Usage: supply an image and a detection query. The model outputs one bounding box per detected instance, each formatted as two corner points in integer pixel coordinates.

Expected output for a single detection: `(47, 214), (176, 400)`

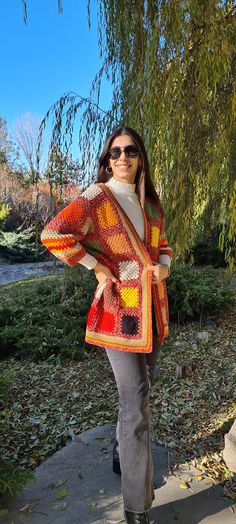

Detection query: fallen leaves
(19, 502), (48, 516)
(0, 281), (235, 505)
(88, 502), (97, 509)
(179, 480), (190, 489)
(55, 489), (69, 500)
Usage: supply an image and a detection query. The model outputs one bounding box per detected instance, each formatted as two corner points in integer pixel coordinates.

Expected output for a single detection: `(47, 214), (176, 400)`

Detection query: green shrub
(0, 204), (10, 230)
(167, 264), (235, 323)
(0, 226), (45, 262)
(0, 461), (34, 497)
(0, 267), (98, 362)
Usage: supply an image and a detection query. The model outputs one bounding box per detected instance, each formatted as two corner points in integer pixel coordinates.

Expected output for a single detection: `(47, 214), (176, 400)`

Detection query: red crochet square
(87, 306), (97, 328)
(97, 311), (115, 332)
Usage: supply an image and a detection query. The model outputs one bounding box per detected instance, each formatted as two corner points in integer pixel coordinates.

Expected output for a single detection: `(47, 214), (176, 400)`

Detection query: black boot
(112, 438), (121, 476)
(124, 510), (150, 524)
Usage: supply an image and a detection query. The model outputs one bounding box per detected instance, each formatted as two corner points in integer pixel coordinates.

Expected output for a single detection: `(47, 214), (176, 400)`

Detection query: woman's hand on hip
(147, 263), (169, 284)
(93, 262), (119, 286)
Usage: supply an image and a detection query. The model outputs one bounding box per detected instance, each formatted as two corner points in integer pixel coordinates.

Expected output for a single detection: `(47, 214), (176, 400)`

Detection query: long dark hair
(96, 127), (160, 210)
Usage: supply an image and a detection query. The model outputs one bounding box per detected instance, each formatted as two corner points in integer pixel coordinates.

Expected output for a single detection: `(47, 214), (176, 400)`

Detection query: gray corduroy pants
(105, 301), (160, 513)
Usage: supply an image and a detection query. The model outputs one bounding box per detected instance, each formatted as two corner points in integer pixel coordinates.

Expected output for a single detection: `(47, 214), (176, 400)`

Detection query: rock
(204, 319), (217, 330)
(187, 335), (199, 345)
(223, 419), (236, 473)
(196, 331), (210, 344)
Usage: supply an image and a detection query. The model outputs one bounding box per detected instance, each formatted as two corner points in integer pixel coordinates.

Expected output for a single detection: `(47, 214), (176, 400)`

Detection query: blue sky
(0, 0), (112, 161)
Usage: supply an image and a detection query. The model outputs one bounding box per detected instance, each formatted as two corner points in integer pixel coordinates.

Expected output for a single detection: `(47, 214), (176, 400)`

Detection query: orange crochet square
(96, 202), (119, 229)
(59, 201), (84, 225)
(107, 233), (133, 255)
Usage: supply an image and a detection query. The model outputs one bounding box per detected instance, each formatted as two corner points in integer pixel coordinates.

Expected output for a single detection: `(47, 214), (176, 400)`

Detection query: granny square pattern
(145, 201), (160, 220)
(82, 184), (103, 200)
(119, 287), (139, 308)
(118, 260), (140, 281)
(151, 226), (160, 248)
(106, 233), (133, 255)
(97, 202), (119, 229)
(81, 217), (95, 235)
(122, 315), (139, 336)
(41, 182), (173, 352)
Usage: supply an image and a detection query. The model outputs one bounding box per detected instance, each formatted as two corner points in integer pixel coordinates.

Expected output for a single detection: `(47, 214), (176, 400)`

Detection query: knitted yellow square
(96, 202), (119, 229)
(120, 288), (139, 308)
(151, 226), (160, 248)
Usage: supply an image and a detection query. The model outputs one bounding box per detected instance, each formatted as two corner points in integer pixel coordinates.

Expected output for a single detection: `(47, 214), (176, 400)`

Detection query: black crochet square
(122, 315), (139, 335)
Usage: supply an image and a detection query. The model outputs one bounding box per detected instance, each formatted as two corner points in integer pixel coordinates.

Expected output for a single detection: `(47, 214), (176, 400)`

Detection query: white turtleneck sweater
(78, 177), (171, 270)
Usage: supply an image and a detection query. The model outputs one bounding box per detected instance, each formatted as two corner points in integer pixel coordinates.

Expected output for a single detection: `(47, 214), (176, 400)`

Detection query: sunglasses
(108, 145), (141, 159)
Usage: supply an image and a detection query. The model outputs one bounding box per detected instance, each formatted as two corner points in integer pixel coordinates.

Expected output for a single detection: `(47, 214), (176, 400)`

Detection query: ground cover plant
(0, 267), (235, 504)
(0, 269), (98, 361)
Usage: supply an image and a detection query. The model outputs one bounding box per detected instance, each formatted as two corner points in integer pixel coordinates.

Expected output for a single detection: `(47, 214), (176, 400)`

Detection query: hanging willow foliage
(22, 0), (236, 268)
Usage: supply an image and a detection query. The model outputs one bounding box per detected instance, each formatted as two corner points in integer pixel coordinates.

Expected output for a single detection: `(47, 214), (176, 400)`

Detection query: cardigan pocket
(94, 279), (108, 300)
(92, 278), (120, 310)
(103, 279), (120, 312)
(87, 279), (121, 335)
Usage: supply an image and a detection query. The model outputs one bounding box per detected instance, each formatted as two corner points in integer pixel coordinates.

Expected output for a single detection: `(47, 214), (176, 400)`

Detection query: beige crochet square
(82, 184), (102, 200)
(118, 261), (139, 281)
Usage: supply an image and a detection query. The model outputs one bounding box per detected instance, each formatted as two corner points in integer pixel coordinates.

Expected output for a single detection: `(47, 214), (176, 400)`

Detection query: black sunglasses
(108, 145), (141, 159)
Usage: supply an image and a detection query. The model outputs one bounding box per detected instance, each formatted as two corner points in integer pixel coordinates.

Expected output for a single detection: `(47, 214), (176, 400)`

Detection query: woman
(41, 127), (172, 524)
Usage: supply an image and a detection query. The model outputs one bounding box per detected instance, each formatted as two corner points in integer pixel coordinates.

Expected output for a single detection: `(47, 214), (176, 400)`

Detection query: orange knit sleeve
(41, 196), (93, 267)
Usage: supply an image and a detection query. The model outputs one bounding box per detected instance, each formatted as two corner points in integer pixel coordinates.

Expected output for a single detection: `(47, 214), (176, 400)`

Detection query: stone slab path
(0, 425), (234, 524)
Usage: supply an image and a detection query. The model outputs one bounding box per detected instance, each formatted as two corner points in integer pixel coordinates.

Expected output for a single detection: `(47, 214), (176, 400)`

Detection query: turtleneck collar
(106, 176), (136, 194)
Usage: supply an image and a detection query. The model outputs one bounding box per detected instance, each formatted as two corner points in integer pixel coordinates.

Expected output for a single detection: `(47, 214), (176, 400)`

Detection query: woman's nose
(119, 151), (126, 160)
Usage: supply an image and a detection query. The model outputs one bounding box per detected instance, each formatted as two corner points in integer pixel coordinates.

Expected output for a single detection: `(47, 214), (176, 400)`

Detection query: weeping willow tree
(22, 0), (236, 268)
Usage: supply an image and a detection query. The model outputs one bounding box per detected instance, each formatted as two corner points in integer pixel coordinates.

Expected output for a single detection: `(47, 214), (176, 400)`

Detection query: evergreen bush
(0, 268), (97, 362)
(167, 264), (234, 323)
(0, 226), (45, 262)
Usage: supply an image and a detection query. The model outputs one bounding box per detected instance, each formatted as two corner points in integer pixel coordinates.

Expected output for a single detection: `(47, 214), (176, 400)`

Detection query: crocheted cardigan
(41, 182), (172, 353)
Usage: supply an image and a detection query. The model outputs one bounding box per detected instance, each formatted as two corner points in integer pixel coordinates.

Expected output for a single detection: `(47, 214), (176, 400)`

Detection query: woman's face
(107, 134), (141, 184)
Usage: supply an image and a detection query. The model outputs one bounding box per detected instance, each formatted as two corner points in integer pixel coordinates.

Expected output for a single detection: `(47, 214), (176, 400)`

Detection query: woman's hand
(94, 262), (119, 287)
(147, 263), (169, 284)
